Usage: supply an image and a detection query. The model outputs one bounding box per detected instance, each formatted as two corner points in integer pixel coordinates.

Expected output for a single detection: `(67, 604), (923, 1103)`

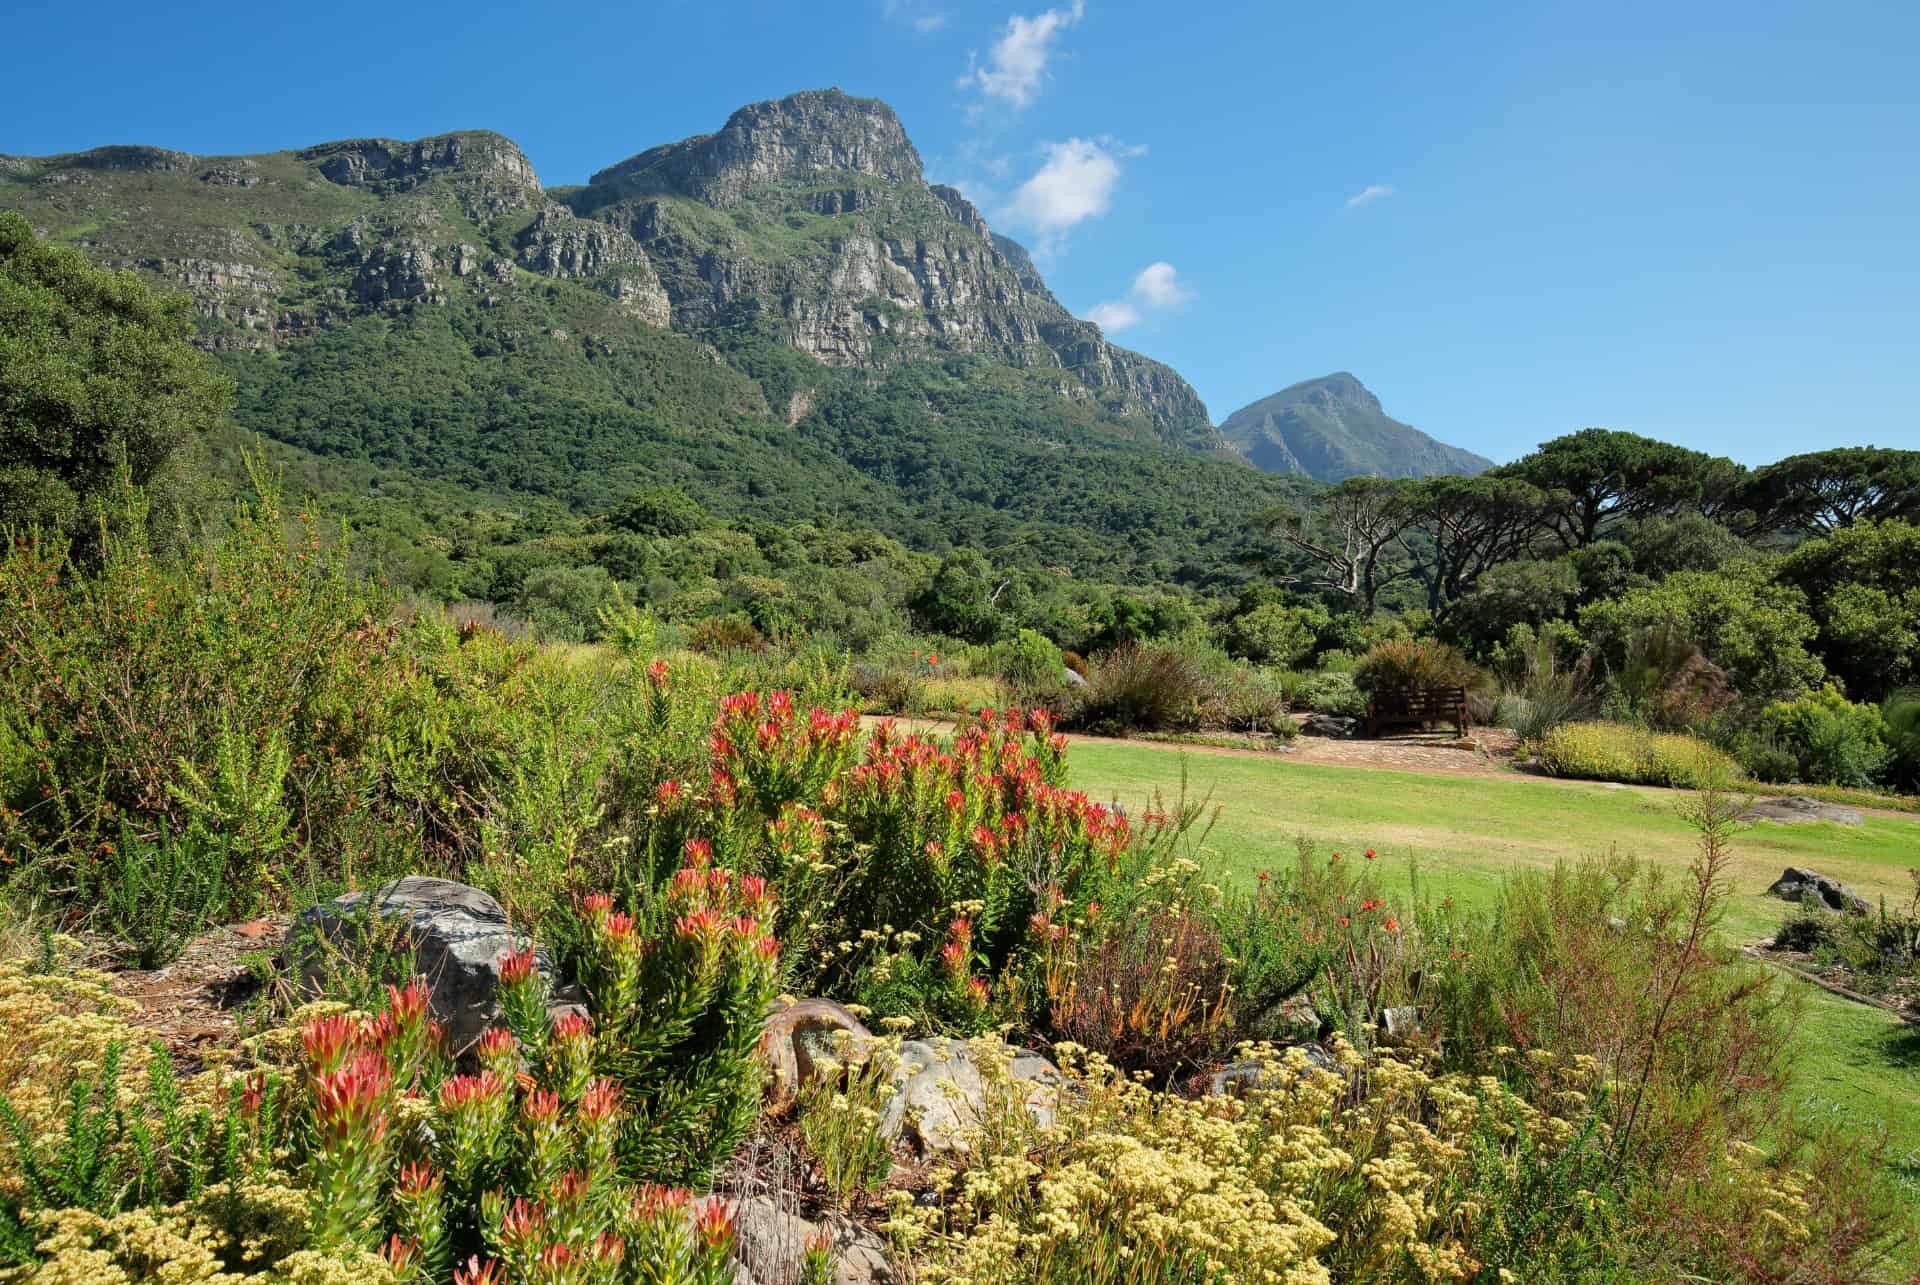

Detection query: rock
(1061, 667), (1089, 690)
(1207, 1042), (1339, 1098)
(760, 998), (873, 1109)
(1766, 867), (1872, 915)
(880, 1038), (1061, 1156)
(1379, 1005), (1429, 1046)
(1301, 714), (1360, 739)
(288, 876), (578, 1052)
(730, 1196), (894, 1285)
(1740, 796), (1865, 827)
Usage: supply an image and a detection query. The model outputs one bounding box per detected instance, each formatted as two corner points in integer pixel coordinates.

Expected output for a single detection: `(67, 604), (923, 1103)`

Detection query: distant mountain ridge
(0, 88), (1296, 584)
(1219, 373), (1492, 480)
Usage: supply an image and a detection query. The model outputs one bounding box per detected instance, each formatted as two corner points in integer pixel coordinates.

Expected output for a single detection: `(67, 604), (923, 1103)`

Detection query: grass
(1068, 740), (1920, 1213)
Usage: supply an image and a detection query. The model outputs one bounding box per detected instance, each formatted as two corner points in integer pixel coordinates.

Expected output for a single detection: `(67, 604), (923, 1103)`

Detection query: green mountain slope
(1220, 372), (1492, 480)
(0, 90), (1300, 583)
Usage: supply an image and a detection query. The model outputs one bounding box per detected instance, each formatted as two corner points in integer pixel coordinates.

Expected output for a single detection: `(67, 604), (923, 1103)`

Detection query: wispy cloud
(1344, 183), (1395, 209)
(1003, 136), (1139, 250)
(959, 1), (1085, 110)
(1084, 260), (1193, 334)
(884, 0), (946, 31)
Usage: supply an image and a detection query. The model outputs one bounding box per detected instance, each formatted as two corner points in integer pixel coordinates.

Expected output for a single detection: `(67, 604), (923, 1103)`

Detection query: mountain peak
(1220, 375), (1490, 480)
(587, 87), (922, 206)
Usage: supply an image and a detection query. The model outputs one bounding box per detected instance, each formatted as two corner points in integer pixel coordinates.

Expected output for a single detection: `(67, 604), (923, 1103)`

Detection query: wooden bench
(1364, 685), (1469, 738)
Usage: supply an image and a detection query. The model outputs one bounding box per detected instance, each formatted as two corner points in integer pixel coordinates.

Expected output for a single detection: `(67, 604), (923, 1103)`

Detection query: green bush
(1300, 671), (1367, 718)
(1223, 602), (1320, 667)
(1884, 689), (1920, 793)
(992, 628), (1065, 693)
(1536, 722), (1743, 789)
(1739, 686), (1890, 788)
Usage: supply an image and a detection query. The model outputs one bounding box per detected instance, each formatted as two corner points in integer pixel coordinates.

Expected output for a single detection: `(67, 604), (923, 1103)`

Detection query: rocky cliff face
(0, 90), (1212, 442)
(568, 90), (1212, 441)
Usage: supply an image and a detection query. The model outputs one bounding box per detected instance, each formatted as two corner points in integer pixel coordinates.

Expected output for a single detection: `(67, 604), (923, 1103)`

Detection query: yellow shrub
(0, 959), (150, 1132)
(1537, 721), (1741, 789)
(889, 1039), (1607, 1284)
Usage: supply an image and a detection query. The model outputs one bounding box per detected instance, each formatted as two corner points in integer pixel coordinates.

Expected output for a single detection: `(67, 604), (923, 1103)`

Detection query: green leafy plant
(96, 820), (231, 968)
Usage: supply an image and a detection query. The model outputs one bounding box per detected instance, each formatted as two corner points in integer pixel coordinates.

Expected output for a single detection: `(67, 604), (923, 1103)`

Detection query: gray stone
(730, 1196), (894, 1285)
(1207, 1042), (1339, 1098)
(1741, 796), (1865, 827)
(289, 876), (577, 1052)
(1301, 714), (1360, 739)
(880, 1038), (1061, 1156)
(1766, 866), (1872, 915)
(1061, 667), (1089, 690)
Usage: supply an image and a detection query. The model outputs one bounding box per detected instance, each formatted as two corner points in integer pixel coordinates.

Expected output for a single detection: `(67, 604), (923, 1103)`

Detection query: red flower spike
(497, 947), (537, 988)
(694, 1199), (737, 1251)
(455, 1257), (503, 1285)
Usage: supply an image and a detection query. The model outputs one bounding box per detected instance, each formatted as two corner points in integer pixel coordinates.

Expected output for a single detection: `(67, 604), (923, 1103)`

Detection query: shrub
(990, 628), (1064, 694)
(95, 820), (231, 969)
(1536, 722), (1743, 789)
(1495, 635), (1594, 743)
(1065, 643), (1210, 733)
(1885, 688), (1920, 793)
(1742, 685), (1890, 788)
(1222, 603), (1318, 667)
(1352, 637), (1486, 695)
(686, 612), (767, 655)
(1300, 670), (1366, 718)
(1036, 865), (1235, 1086)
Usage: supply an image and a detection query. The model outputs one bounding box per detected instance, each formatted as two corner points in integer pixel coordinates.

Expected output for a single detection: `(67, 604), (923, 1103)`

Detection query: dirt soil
(101, 917), (286, 1071)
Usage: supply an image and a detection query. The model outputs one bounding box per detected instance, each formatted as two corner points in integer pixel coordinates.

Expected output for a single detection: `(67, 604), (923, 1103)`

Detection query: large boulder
(761, 998), (874, 1109)
(289, 876), (578, 1052)
(1207, 1042), (1339, 1098)
(730, 1196), (893, 1285)
(1301, 714), (1360, 739)
(880, 1038), (1061, 1157)
(1741, 796), (1865, 827)
(1766, 867), (1872, 915)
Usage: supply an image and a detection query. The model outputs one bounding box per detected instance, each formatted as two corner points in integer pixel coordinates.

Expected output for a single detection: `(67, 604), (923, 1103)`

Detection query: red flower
(1384, 917), (1400, 932)
(1338, 916), (1350, 927)
(1365, 849), (1377, 860)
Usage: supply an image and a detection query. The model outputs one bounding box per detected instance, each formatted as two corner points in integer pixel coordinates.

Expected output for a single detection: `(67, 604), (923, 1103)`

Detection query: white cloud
(1085, 261), (1192, 333)
(960, 1), (1085, 110)
(885, 0), (947, 30)
(1086, 299), (1141, 331)
(1130, 260), (1191, 308)
(1344, 183), (1395, 209)
(1005, 137), (1130, 242)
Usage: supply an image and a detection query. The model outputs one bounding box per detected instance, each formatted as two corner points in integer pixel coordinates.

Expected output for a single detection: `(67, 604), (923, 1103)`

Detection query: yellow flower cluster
(0, 960), (150, 1137)
(1, 1178), (385, 1285)
(889, 1039), (1616, 1284)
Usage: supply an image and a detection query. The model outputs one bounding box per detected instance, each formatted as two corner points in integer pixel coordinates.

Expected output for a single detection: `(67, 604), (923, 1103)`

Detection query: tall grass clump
(1066, 643), (1211, 733)
(1536, 721), (1742, 789)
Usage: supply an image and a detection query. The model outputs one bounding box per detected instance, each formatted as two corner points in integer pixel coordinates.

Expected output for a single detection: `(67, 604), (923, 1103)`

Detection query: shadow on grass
(1877, 1021), (1920, 1071)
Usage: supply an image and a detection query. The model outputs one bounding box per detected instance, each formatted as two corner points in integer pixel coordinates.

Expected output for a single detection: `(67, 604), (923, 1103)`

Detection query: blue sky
(6, 0), (1917, 465)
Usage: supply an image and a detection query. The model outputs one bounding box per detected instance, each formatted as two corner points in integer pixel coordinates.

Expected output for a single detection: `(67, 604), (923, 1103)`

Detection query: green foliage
(1535, 721), (1742, 789)
(1884, 689), (1920, 793)
(1492, 427), (1741, 548)
(0, 211), (230, 541)
(1579, 564), (1826, 703)
(613, 485), (710, 538)
(1222, 601), (1321, 666)
(97, 820), (231, 969)
(1740, 685), (1890, 787)
(1300, 670), (1367, 718)
(990, 627), (1064, 693)
(1740, 446), (1920, 534)
(1777, 519), (1920, 702)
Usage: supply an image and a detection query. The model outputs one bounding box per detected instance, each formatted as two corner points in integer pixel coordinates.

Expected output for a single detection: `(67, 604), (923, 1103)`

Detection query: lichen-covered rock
(879, 1038), (1061, 1156)
(1742, 796), (1865, 827)
(288, 876), (575, 1052)
(730, 1195), (894, 1285)
(1207, 1043), (1339, 1098)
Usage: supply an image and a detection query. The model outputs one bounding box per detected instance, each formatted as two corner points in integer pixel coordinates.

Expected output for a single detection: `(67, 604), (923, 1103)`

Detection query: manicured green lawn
(1068, 742), (1920, 1177)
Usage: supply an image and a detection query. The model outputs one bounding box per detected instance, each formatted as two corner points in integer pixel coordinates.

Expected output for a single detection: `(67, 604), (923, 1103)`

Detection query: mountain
(0, 89), (1287, 584)
(1219, 373), (1492, 480)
